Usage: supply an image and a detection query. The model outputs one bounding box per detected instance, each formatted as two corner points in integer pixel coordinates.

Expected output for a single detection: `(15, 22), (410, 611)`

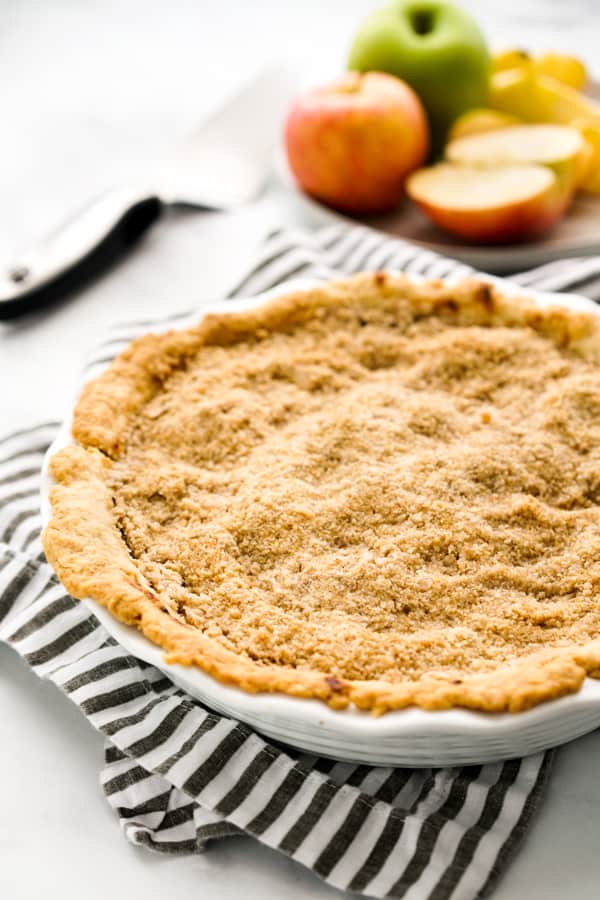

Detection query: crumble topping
(43, 274), (600, 712)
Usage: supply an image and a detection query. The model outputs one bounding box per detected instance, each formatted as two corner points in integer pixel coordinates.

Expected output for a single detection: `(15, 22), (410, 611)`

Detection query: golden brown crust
(43, 273), (600, 714)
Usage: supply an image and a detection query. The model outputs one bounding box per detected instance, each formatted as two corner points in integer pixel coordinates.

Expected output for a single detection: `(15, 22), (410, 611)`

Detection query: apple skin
(406, 164), (573, 244)
(411, 189), (568, 243)
(348, 0), (490, 152)
(285, 71), (429, 215)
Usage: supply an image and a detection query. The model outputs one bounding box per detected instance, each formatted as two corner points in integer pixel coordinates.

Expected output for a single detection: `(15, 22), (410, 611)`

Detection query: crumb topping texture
(43, 275), (600, 712)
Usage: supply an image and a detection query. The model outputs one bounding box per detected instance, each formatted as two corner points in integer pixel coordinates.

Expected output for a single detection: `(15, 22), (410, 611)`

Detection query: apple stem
(410, 9), (435, 36)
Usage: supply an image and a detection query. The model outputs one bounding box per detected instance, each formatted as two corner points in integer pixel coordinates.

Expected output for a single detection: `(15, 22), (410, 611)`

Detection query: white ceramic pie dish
(41, 275), (600, 767)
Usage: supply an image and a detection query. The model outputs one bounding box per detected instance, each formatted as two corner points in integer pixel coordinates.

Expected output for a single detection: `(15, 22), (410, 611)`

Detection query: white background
(1, 1), (600, 898)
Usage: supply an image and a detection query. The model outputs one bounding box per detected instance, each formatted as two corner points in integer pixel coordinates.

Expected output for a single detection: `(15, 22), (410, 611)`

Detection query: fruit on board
(406, 162), (572, 243)
(348, 0), (490, 150)
(284, 71), (429, 214)
(572, 119), (600, 193)
(446, 124), (589, 191)
(492, 48), (587, 90)
(448, 108), (521, 141)
(489, 68), (600, 126)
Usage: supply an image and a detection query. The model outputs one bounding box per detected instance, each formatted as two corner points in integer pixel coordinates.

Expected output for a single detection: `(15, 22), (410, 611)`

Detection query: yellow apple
(284, 72), (429, 214)
(406, 162), (571, 243)
(492, 49), (587, 90)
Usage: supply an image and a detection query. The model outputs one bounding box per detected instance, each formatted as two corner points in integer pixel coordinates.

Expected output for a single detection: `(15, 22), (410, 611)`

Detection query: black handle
(0, 189), (163, 320)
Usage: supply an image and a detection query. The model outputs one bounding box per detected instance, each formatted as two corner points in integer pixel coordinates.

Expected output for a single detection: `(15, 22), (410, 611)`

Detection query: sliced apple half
(406, 162), (570, 244)
(446, 124), (588, 189)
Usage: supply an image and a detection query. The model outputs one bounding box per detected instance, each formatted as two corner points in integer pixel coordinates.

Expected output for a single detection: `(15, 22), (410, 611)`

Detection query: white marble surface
(1, 1), (600, 898)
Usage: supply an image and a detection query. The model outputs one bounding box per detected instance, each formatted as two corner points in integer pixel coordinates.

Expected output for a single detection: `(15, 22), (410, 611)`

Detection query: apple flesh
(446, 124), (588, 191)
(348, 0), (490, 151)
(406, 163), (570, 243)
(284, 71), (429, 215)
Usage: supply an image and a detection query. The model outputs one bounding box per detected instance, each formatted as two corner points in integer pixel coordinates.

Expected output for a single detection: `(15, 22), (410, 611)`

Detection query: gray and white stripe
(3, 223), (595, 899)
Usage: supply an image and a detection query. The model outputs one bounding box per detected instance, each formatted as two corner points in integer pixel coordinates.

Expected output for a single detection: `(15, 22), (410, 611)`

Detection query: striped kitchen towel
(2, 223), (598, 900)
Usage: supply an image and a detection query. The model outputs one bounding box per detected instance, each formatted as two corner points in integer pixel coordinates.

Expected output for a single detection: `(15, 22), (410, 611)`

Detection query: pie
(43, 273), (600, 714)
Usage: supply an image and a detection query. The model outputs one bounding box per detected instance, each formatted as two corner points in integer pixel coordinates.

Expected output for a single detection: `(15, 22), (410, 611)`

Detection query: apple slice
(406, 162), (569, 244)
(446, 124), (588, 189)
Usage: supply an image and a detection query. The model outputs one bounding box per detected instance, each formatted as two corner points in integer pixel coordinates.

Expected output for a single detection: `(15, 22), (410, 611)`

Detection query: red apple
(406, 162), (572, 244)
(285, 71), (429, 214)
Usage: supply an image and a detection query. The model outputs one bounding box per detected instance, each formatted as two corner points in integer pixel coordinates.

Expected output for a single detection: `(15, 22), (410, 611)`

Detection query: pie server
(0, 65), (297, 320)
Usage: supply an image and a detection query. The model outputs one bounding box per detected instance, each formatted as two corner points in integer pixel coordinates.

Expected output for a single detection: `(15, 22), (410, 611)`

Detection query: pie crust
(43, 273), (600, 714)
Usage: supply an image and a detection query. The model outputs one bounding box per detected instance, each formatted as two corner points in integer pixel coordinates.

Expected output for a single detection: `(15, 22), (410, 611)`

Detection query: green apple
(348, 0), (490, 152)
